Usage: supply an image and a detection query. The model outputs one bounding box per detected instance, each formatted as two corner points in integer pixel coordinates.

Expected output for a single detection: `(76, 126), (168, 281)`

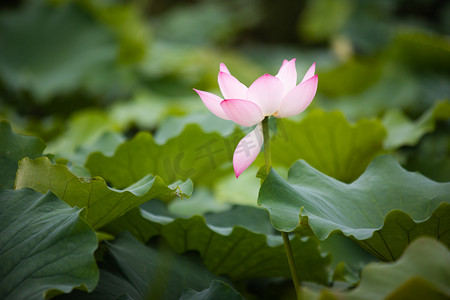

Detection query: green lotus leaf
(320, 238), (450, 300)
(298, 0), (353, 44)
(79, 0), (150, 64)
(0, 1), (117, 101)
(180, 280), (244, 300)
(85, 125), (243, 188)
(60, 232), (228, 300)
(100, 207), (156, 243)
(320, 32), (450, 120)
(388, 31), (450, 75)
(318, 57), (383, 97)
(44, 110), (121, 165)
(0, 121), (45, 189)
(213, 166), (262, 206)
(0, 188), (98, 300)
(404, 131), (450, 182)
(268, 110), (386, 183)
(70, 131), (125, 167)
(15, 157), (192, 229)
(382, 100), (450, 149)
(258, 155), (450, 261)
(154, 113), (236, 144)
(168, 187), (231, 218)
(319, 234), (378, 284)
(321, 66), (422, 120)
(104, 202), (331, 284)
(108, 91), (169, 129)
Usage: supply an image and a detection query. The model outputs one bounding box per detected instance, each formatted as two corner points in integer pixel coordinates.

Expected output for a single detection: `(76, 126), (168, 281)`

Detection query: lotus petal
(276, 58), (297, 93)
(218, 65), (247, 99)
(246, 74), (284, 116)
(301, 62), (316, 83)
(275, 75), (318, 118)
(221, 99), (264, 127)
(194, 89), (230, 120)
(233, 124), (263, 178)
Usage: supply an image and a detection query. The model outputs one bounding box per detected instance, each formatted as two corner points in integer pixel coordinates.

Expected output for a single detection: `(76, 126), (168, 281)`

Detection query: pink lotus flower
(194, 59), (318, 178)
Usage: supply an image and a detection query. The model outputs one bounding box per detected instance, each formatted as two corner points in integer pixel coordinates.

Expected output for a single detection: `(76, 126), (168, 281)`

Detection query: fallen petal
(276, 58), (297, 93)
(275, 75), (318, 118)
(233, 124), (263, 178)
(193, 89), (230, 120)
(247, 74), (284, 116)
(221, 99), (264, 127)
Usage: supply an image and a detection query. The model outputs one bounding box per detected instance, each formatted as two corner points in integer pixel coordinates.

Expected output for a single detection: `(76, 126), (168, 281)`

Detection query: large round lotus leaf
(15, 157), (192, 229)
(316, 238), (450, 300)
(258, 155), (450, 261)
(0, 121), (45, 189)
(0, 188), (98, 300)
(268, 110), (386, 183)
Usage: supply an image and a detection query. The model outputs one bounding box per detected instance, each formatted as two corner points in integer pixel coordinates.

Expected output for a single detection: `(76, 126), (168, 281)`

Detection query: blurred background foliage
(0, 0), (449, 180)
(1, 1), (450, 298)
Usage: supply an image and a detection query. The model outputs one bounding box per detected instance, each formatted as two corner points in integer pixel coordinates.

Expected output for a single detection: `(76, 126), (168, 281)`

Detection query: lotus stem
(281, 231), (302, 299)
(262, 117), (272, 176)
(261, 117), (302, 299)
